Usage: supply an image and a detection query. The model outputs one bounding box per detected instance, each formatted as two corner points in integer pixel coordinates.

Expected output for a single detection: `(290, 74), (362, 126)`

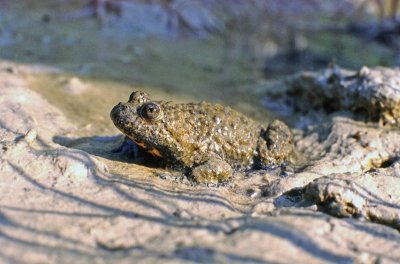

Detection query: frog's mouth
(129, 137), (163, 158)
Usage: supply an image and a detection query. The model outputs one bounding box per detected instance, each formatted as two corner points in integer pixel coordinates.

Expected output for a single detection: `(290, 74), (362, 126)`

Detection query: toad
(110, 91), (293, 183)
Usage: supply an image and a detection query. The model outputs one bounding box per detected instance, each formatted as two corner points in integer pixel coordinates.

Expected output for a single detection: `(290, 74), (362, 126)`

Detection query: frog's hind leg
(257, 120), (293, 167)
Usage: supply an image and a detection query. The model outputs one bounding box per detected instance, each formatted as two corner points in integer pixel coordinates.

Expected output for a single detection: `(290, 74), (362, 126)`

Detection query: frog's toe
(191, 158), (233, 183)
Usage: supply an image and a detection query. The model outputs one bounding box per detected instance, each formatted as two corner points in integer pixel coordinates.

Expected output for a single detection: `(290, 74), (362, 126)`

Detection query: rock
(171, 0), (223, 35)
(78, 0), (223, 37)
(0, 63), (74, 143)
(62, 77), (90, 95)
(265, 65), (400, 127)
(263, 115), (400, 197)
(303, 166), (400, 230)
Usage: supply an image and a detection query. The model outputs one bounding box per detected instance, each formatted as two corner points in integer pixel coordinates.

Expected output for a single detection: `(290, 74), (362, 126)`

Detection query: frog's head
(110, 91), (168, 158)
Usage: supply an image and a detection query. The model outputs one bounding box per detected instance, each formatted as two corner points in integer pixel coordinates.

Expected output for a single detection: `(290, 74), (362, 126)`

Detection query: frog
(110, 91), (293, 183)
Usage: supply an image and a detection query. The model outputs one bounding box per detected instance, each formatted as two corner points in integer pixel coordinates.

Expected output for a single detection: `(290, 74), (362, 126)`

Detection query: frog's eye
(129, 91), (149, 104)
(140, 102), (163, 121)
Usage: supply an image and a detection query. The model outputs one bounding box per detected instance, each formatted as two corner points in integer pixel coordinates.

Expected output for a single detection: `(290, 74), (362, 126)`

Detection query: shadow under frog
(110, 91), (293, 183)
(53, 134), (163, 168)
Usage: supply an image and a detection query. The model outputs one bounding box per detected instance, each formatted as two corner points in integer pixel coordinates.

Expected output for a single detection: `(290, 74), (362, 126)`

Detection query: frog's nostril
(117, 103), (126, 111)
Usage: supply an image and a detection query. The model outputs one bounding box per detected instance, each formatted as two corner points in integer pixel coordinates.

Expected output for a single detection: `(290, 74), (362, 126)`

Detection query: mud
(1, 62), (400, 263)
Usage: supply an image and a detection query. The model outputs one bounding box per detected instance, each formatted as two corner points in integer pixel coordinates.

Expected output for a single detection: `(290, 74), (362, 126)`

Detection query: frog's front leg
(112, 136), (140, 158)
(190, 156), (233, 183)
(112, 136), (153, 162)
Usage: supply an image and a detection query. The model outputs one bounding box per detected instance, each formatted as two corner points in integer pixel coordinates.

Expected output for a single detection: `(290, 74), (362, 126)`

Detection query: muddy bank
(1, 61), (400, 263)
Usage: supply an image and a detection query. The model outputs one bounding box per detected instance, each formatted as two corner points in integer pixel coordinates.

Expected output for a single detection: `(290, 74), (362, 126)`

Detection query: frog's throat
(129, 137), (163, 158)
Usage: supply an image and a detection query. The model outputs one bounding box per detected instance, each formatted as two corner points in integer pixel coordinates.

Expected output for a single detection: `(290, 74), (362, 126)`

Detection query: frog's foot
(190, 157), (233, 184)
